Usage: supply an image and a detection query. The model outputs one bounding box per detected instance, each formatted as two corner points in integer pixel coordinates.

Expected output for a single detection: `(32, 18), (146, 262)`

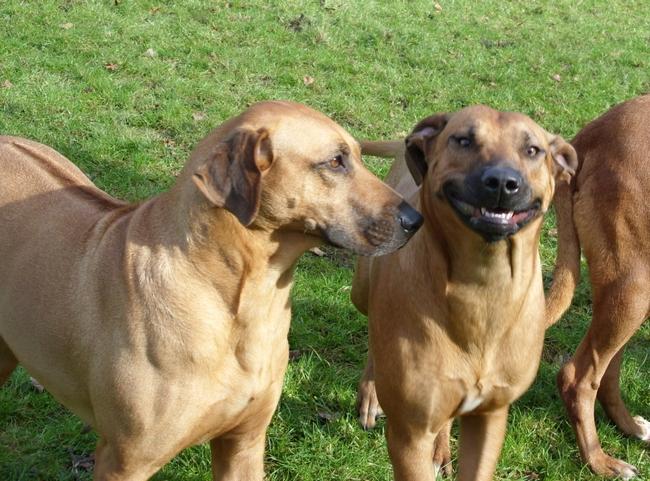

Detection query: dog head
(189, 101), (422, 256)
(404, 105), (577, 242)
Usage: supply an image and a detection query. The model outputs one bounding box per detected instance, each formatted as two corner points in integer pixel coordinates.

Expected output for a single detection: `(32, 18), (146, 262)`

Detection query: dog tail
(545, 177), (581, 327)
(359, 140), (404, 158)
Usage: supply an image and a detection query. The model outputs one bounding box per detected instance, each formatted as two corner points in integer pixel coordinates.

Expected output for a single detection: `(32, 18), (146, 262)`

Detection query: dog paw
(433, 460), (452, 479)
(356, 380), (383, 430)
(433, 462), (442, 479)
(432, 434), (452, 477)
(589, 453), (639, 479)
(633, 415), (650, 442)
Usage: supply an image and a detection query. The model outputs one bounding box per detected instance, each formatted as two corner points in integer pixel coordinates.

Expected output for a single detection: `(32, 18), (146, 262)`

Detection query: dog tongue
(510, 210), (529, 224)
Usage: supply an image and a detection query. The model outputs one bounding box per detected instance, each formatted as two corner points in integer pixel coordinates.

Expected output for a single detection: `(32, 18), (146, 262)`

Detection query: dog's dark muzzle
(443, 165), (541, 242)
(470, 165), (531, 210)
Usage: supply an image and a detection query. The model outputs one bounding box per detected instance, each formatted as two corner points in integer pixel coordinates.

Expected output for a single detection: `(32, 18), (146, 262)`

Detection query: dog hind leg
(0, 336), (18, 386)
(433, 419), (453, 477)
(557, 274), (648, 479)
(357, 350), (384, 430)
(598, 348), (650, 442)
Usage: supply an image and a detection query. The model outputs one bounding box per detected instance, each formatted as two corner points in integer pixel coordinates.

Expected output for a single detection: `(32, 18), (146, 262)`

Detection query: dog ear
(192, 127), (273, 226)
(405, 114), (449, 185)
(549, 135), (578, 183)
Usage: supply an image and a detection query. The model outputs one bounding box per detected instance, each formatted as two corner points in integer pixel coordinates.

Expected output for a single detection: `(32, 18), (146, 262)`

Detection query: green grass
(1, 0), (649, 479)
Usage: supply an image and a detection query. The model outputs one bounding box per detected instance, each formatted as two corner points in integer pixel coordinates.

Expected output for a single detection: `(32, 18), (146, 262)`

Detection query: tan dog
(352, 105), (577, 481)
(546, 95), (650, 479)
(0, 100), (423, 480)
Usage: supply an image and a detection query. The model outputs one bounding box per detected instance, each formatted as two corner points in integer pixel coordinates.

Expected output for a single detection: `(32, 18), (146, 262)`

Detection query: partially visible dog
(353, 105), (577, 480)
(0, 100), (422, 480)
(547, 95), (650, 479)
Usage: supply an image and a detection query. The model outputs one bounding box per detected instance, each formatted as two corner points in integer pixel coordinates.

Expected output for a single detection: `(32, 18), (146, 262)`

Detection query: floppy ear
(192, 127), (273, 226)
(404, 113), (449, 185)
(549, 135), (578, 183)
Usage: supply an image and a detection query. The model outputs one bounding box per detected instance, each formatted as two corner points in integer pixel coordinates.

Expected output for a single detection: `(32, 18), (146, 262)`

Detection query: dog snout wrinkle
(365, 218), (393, 246)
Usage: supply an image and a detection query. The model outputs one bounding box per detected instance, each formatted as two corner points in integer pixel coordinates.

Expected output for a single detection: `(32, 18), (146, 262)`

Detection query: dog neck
(127, 184), (318, 318)
(416, 182), (544, 344)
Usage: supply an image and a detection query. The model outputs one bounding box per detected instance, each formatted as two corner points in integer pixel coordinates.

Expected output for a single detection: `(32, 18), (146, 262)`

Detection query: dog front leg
(457, 406), (509, 481)
(93, 438), (160, 481)
(386, 422), (438, 481)
(210, 431), (266, 481)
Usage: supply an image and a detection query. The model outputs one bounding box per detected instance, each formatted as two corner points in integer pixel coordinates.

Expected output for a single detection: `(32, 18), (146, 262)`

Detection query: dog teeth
(481, 209), (514, 220)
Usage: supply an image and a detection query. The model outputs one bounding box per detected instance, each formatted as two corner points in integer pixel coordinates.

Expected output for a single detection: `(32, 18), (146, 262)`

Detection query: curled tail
(545, 178), (581, 327)
(359, 140), (403, 158)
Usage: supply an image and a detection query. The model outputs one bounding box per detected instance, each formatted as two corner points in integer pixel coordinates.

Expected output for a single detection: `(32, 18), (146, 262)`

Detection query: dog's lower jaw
(322, 224), (415, 257)
(446, 195), (542, 243)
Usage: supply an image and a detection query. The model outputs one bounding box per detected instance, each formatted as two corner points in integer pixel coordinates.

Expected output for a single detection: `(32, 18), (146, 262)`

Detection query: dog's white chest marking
(458, 394), (484, 414)
(458, 381), (486, 415)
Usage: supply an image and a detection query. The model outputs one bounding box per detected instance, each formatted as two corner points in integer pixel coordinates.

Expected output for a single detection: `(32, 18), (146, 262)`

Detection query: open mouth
(444, 187), (541, 240)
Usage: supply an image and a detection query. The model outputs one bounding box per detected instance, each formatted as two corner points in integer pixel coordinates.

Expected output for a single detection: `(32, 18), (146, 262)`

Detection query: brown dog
(352, 105), (577, 481)
(546, 95), (650, 479)
(0, 100), (422, 480)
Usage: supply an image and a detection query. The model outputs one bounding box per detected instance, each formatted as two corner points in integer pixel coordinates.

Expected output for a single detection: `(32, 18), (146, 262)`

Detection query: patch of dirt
(310, 245), (356, 269)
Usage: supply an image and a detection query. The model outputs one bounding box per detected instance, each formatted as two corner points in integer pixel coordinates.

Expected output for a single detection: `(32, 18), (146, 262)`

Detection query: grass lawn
(1, 1), (649, 479)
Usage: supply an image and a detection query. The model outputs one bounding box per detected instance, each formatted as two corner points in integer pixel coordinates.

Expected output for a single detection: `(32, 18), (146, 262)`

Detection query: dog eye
(455, 136), (472, 147)
(327, 155), (345, 170)
(526, 146), (541, 157)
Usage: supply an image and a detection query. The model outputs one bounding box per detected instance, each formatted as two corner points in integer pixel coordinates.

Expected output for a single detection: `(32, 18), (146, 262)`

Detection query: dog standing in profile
(0, 100), (422, 480)
(547, 95), (650, 479)
(352, 105), (577, 481)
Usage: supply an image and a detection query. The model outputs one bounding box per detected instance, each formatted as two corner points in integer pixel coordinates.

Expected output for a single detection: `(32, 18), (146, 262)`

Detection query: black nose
(480, 166), (522, 197)
(397, 201), (424, 234)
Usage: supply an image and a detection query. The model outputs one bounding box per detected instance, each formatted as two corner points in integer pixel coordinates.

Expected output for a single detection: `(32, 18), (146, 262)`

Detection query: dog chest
(454, 379), (520, 416)
(458, 392), (484, 414)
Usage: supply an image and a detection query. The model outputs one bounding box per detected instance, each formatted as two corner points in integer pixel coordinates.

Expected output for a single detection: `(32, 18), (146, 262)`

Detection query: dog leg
(598, 349), (650, 442)
(0, 336), (18, 386)
(93, 438), (160, 481)
(386, 421), (438, 481)
(557, 276), (648, 479)
(457, 407), (508, 481)
(433, 419), (453, 477)
(357, 350), (384, 430)
(210, 431), (266, 481)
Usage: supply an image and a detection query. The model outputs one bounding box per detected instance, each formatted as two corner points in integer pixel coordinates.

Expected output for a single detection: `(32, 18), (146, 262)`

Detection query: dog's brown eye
(328, 155), (344, 170)
(456, 137), (471, 147)
(526, 146), (541, 157)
